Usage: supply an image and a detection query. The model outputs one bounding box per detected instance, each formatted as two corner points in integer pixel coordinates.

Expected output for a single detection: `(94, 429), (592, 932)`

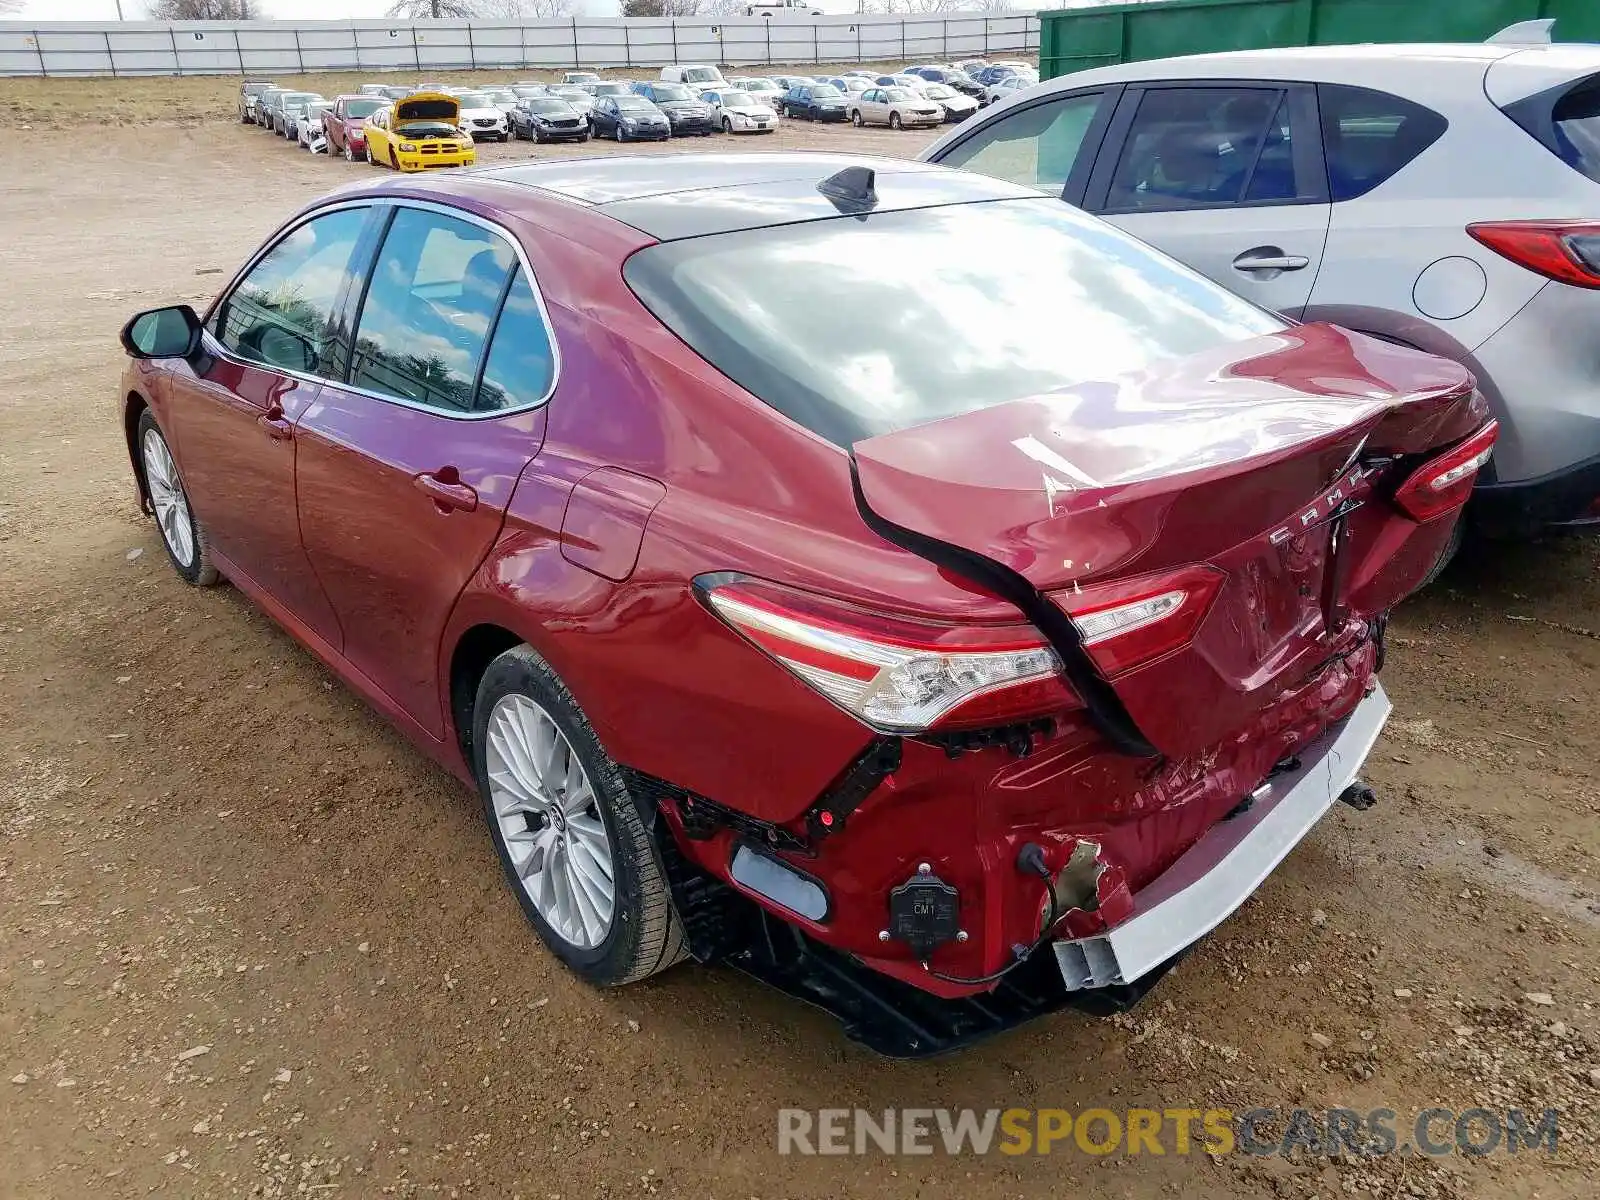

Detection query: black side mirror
(120, 304), (203, 360)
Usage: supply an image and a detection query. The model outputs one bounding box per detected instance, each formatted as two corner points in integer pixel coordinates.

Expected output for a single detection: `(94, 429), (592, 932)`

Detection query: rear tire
(851, 109), (863, 127)
(473, 645), (687, 987)
(135, 410), (219, 588)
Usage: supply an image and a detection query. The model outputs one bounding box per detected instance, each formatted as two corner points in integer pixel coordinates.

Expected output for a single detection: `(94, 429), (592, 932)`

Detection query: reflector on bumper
(1052, 681), (1392, 991)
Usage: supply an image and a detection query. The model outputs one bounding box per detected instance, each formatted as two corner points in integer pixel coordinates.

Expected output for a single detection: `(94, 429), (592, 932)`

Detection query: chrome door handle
(1232, 248), (1311, 274)
(414, 470), (478, 513)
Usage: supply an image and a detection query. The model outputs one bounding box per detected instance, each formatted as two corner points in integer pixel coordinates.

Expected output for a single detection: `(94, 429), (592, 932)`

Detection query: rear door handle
(258, 408), (294, 440)
(414, 469), (478, 513)
(1232, 247), (1311, 274)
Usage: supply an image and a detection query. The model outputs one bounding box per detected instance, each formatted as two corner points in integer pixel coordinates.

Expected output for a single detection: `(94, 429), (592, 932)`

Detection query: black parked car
(589, 94), (670, 142)
(780, 83), (848, 122)
(510, 96), (590, 143)
(629, 81), (715, 136)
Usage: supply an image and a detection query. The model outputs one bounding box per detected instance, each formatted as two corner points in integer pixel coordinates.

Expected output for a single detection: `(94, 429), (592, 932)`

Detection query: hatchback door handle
(258, 408), (294, 440)
(1232, 247), (1311, 274)
(414, 469), (478, 513)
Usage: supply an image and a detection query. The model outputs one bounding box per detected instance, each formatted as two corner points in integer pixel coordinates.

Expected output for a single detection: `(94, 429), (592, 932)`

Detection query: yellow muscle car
(363, 93), (477, 171)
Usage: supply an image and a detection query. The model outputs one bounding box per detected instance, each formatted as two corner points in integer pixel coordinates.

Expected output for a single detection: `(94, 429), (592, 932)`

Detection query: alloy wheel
(485, 693), (616, 950)
(140, 428), (195, 569)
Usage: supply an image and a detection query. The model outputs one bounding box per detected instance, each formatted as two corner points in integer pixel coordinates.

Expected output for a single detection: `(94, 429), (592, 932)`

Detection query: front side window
(624, 198), (1282, 448)
(1319, 82), (1447, 200)
(348, 208), (516, 413)
(936, 91), (1103, 196)
(1105, 87), (1285, 210)
(213, 206), (369, 376)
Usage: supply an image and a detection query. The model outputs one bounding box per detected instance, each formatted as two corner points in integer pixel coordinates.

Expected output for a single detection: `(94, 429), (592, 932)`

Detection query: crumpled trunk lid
(851, 324), (1482, 758)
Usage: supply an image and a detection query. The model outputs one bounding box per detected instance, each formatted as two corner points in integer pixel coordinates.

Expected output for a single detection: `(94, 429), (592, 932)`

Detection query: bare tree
(385, 0), (477, 18)
(466, 0), (576, 17)
(147, 0), (265, 17)
(620, 0), (701, 16)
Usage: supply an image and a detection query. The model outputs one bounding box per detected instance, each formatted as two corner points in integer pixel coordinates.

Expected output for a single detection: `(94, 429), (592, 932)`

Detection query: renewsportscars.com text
(776, 1107), (1561, 1158)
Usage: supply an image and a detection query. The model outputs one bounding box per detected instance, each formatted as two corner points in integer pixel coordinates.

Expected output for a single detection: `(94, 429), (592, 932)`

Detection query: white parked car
(850, 86), (943, 130)
(661, 63), (726, 87)
(297, 101), (333, 151)
(700, 87), (779, 134)
(923, 33), (1600, 540)
(451, 90), (510, 141)
(563, 71), (600, 87)
(921, 82), (979, 122)
(983, 75), (1035, 107)
(828, 76), (872, 96)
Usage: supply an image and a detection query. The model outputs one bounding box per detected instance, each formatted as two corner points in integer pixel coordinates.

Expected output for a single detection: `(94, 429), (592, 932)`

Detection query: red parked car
(115, 155), (1494, 1055)
(321, 94), (385, 162)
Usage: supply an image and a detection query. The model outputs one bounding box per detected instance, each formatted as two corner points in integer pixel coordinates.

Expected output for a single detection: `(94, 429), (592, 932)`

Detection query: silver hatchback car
(923, 38), (1600, 537)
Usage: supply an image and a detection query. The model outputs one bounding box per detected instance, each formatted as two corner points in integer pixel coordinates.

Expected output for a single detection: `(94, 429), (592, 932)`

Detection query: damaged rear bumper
(1053, 680), (1391, 991)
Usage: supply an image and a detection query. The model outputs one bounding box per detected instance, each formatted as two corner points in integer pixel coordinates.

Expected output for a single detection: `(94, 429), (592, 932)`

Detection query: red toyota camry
(116, 154), (1494, 1055)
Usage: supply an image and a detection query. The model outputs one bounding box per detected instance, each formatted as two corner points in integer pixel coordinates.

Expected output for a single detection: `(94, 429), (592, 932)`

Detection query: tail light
(1051, 565), (1224, 678)
(1393, 420), (1499, 523)
(700, 578), (1077, 733)
(1467, 221), (1600, 288)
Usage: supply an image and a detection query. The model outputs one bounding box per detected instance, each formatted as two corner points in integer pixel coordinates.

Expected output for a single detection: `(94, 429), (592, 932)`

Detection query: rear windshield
(624, 198), (1282, 447)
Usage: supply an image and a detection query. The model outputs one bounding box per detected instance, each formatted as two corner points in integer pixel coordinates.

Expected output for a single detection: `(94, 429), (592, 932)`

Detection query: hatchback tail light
(700, 578), (1077, 733)
(1392, 420), (1499, 522)
(1466, 221), (1600, 288)
(1050, 565), (1224, 678)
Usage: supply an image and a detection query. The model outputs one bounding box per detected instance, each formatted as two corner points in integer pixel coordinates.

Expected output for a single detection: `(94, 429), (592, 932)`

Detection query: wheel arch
(124, 389), (154, 514)
(447, 622), (526, 771)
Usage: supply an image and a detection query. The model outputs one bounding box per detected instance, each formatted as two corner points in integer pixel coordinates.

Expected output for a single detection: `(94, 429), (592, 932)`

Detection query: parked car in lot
(281, 93), (327, 141)
(732, 76), (784, 100)
(982, 74), (1035, 108)
(255, 88), (291, 131)
(661, 63), (725, 87)
(379, 85), (413, 102)
(547, 84), (595, 120)
(875, 73), (931, 95)
(921, 82), (979, 123)
(361, 94), (476, 171)
(237, 79), (276, 125)
(908, 65), (985, 99)
(357, 83), (391, 98)
(323, 94), (385, 162)
(828, 75), (872, 97)
(851, 86), (944, 130)
(630, 81), (715, 136)
(267, 91), (320, 137)
(453, 90), (511, 142)
(510, 83), (549, 102)
(781, 83), (848, 122)
(563, 70), (600, 87)
(484, 88), (522, 120)
(590, 94), (670, 141)
(115, 152), (1492, 1055)
(297, 102), (334, 151)
(510, 96), (590, 144)
(769, 74), (811, 93)
(700, 87), (779, 134)
(590, 81), (635, 101)
(924, 38), (1600, 537)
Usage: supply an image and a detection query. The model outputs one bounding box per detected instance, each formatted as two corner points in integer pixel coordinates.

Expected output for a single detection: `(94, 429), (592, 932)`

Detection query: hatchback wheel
(136, 410), (218, 587)
(474, 645), (687, 985)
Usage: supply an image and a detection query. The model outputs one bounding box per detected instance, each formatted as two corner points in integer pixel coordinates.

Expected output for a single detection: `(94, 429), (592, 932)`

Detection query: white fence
(0, 16), (1040, 78)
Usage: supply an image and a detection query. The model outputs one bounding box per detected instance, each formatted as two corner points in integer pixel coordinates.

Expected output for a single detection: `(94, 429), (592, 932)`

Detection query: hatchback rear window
(623, 198), (1282, 448)
(1317, 83), (1447, 201)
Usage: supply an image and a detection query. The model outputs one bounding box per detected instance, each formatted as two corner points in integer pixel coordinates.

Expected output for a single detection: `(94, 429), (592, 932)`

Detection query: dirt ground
(0, 105), (1598, 1200)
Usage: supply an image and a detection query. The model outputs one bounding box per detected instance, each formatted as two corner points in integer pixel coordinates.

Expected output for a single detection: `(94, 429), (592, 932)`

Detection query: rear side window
(1317, 83), (1446, 201)
(475, 267), (556, 412)
(349, 208), (516, 413)
(623, 198), (1282, 448)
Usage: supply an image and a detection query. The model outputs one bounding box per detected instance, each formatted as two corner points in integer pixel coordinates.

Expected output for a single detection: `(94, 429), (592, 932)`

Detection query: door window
(1104, 87), (1286, 211)
(212, 206), (369, 376)
(348, 207), (516, 413)
(1317, 83), (1447, 201)
(936, 92), (1103, 196)
(475, 267), (556, 413)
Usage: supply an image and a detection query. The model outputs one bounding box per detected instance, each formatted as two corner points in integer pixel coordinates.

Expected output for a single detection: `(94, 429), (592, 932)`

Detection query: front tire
(136, 410), (219, 587)
(890, 111), (902, 130)
(473, 646), (687, 987)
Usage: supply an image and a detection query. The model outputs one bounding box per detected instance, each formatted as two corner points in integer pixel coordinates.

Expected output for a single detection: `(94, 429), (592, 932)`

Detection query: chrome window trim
(203, 194), (562, 422)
